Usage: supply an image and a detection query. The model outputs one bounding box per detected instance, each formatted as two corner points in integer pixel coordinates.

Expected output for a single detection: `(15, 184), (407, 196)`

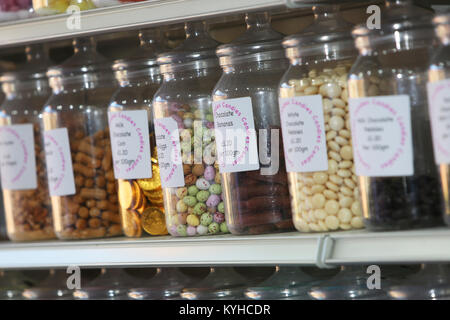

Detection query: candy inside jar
(163, 103), (228, 236)
(153, 21), (228, 237)
(279, 5), (363, 233)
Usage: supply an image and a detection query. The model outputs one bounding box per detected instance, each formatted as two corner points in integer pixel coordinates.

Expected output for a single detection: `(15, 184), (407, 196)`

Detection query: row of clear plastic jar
(0, 0), (449, 242)
(2, 265), (450, 300)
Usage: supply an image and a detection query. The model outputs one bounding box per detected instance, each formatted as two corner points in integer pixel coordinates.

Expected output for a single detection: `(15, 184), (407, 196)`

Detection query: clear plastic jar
(279, 6), (363, 233)
(212, 12), (293, 235)
(42, 37), (121, 240)
(108, 29), (167, 237)
(33, 0), (95, 15)
(428, 13), (450, 225)
(0, 0), (33, 22)
(0, 45), (55, 241)
(153, 21), (229, 237)
(347, 0), (443, 230)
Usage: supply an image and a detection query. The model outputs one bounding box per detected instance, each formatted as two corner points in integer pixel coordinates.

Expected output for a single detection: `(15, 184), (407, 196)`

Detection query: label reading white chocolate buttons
(349, 95), (414, 177)
(279, 95), (328, 173)
(0, 124), (37, 190)
(108, 110), (152, 180)
(212, 97), (259, 173)
(427, 79), (450, 164)
(154, 117), (185, 188)
(44, 128), (76, 196)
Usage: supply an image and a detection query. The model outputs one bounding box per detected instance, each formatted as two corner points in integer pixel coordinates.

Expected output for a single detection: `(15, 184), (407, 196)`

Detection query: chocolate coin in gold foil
(122, 209), (141, 237)
(135, 196), (148, 215)
(118, 180), (135, 210)
(141, 207), (167, 235)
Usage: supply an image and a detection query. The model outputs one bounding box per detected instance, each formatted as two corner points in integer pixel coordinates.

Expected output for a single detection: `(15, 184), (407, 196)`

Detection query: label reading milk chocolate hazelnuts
(154, 117), (185, 188)
(279, 95), (328, 173)
(427, 79), (450, 165)
(44, 128), (76, 196)
(213, 97), (259, 173)
(0, 124), (37, 190)
(349, 95), (414, 177)
(108, 110), (152, 180)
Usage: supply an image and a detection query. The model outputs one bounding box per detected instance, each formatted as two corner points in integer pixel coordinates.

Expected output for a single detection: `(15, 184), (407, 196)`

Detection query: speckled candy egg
(186, 214), (200, 227)
(197, 224), (208, 235)
(186, 226), (197, 236)
(214, 212), (225, 224)
(176, 224), (187, 236)
(217, 202), (225, 213)
(178, 213), (188, 225)
(209, 183), (222, 195)
(200, 212), (213, 226)
(169, 225), (178, 236)
(196, 178), (210, 190)
(193, 202), (207, 215)
(203, 166), (215, 181)
(206, 194), (220, 207)
(196, 190), (210, 203)
(220, 222), (228, 233)
(208, 222), (220, 234)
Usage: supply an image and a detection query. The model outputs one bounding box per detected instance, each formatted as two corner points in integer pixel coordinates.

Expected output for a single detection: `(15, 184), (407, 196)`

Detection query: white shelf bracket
(315, 234), (336, 269)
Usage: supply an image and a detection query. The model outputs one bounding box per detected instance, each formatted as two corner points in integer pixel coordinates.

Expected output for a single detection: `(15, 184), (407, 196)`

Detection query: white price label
(44, 128), (76, 196)
(0, 124), (37, 190)
(108, 110), (152, 180)
(213, 97), (259, 173)
(427, 79), (450, 164)
(279, 95), (328, 173)
(349, 95), (414, 177)
(154, 117), (185, 188)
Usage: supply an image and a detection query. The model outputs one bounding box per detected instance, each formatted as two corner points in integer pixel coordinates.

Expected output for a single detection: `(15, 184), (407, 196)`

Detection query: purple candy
(187, 226), (197, 236)
(214, 212), (225, 224)
(206, 194), (220, 207)
(169, 225), (178, 236)
(203, 166), (215, 181)
(206, 122), (214, 129)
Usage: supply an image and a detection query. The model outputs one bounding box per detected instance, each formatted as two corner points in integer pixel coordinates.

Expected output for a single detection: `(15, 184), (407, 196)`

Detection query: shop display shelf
(1, 228), (450, 269)
(0, 0), (287, 48)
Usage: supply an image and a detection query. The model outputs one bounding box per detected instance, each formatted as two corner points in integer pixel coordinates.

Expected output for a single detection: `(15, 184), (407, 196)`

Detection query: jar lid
(157, 21), (219, 73)
(282, 5), (355, 60)
(216, 12), (285, 65)
(0, 44), (52, 83)
(352, 0), (434, 48)
(47, 37), (112, 81)
(112, 28), (165, 74)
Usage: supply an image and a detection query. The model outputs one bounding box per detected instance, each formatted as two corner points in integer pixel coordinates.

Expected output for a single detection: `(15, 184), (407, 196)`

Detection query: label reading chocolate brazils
(349, 95), (414, 177)
(212, 97), (259, 173)
(427, 79), (450, 164)
(44, 128), (76, 196)
(108, 110), (152, 180)
(279, 95), (328, 173)
(0, 124), (37, 190)
(154, 117), (185, 188)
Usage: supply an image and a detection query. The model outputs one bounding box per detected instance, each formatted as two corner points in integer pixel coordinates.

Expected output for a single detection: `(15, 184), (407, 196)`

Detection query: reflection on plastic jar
(428, 13), (450, 226)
